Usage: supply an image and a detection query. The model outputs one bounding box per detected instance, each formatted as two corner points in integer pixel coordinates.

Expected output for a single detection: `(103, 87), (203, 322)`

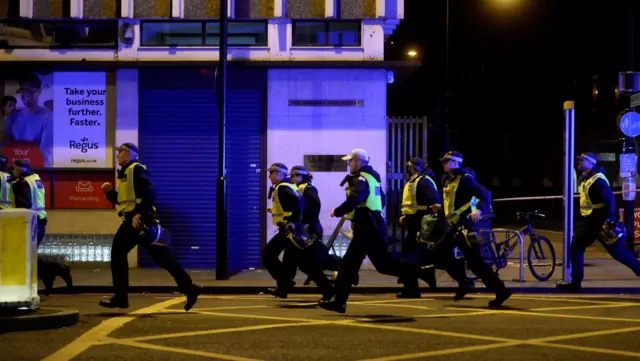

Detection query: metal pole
(619, 0), (637, 254)
(443, 0), (451, 154)
(216, 0), (229, 280)
(563, 100), (575, 282)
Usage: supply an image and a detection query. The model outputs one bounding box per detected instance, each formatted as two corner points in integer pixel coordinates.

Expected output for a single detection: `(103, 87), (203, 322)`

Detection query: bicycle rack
(478, 228), (526, 283)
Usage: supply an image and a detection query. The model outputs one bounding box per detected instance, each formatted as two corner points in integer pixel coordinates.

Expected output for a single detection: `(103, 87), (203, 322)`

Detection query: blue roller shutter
(137, 68), (266, 271)
(138, 69), (218, 269)
(227, 69), (267, 273)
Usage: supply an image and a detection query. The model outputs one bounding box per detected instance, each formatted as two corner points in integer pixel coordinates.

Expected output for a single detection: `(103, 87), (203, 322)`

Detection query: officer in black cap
(10, 159), (73, 294)
(397, 157), (474, 299)
(431, 151), (512, 307)
(100, 143), (201, 310)
(0, 155), (11, 209)
(557, 152), (640, 292)
(262, 163), (306, 297)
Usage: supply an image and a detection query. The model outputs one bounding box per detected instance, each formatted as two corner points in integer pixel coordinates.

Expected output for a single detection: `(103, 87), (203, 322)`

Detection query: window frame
(291, 20), (362, 47)
(139, 19), (269, 47)
(0, 19), (119, 50)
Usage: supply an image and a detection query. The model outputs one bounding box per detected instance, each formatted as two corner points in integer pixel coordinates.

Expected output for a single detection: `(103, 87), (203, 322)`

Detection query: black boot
(99, 295), (130, 309)
(318, 296), (346, 314)
(453, 279), (475, 301)
(488, 289), (512, 308)
(556, 282), (581, 293)
(184, 284), (202, 311)
(264, 279), (295, 298)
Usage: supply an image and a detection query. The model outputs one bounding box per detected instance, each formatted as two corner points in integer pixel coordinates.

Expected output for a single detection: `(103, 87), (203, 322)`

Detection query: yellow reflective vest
(116, 162), (145, 214)
(345, 172), (383, 220)
(17, 173), (47, 219)
(271, 182), (300, 225)
(401, 174), (437, 215)
(579, 172), (609, 217)
(0, 171), (11, 209)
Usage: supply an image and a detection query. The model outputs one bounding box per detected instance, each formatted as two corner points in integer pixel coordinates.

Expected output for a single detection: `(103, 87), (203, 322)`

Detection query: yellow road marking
(532, 303), (640, 311)
(352, 298), (435, 304)
(534, 341), (640, 358)
(448, 307), (640, 323)
(351, 303), (432, 311)
(415, 310), (502, 318)
(113, 339), (262, 361)
(195, 310), (336, 323)
(42, 297), (187, 361)
(358, 341), (521, 361)
(190, 305), (271, 311)
(109, 322), (327, 342)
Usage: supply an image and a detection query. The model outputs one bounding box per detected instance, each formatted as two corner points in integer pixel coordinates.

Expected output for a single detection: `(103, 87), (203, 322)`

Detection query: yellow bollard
(0, 209), (40, 311)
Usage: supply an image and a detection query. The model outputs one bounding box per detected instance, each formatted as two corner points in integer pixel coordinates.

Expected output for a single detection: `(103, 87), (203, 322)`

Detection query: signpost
(563, 100), (575, 282)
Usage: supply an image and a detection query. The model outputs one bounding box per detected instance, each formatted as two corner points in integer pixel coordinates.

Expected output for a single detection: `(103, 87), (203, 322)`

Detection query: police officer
(10, 159), (73, 294)
(0, 155), (11, 209)
(319, 149), (430, 313)
(557, 152), (640, 292)
(431, 151), (512, 307)
(100, 143), (201, 310)
(262, 163), (309, 298)
(289, 165), (344, 274)
(398, 157), (473, 299)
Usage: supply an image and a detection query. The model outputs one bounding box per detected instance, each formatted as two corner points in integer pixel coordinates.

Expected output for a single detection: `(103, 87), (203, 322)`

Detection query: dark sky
(386, 0), (640, 197)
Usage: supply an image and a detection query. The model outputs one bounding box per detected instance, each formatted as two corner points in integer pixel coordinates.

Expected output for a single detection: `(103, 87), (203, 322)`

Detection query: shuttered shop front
(138, 68), (266, 271)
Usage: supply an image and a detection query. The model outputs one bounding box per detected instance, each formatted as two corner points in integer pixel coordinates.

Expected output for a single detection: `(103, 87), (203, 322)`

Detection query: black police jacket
(442, 167), (492, 228)
(299, 181), (321, 226)
(269, 178), (303, 224)
(333, 165), (386, 221)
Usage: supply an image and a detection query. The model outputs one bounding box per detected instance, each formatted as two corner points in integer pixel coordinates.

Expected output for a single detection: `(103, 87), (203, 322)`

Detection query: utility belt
(277, 221), (314, 250)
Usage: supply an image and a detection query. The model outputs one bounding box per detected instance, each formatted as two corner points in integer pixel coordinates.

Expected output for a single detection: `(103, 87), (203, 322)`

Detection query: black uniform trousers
(333, 210), (424, 303)
(111, 220), (193, 298)
(431, 222), (507, 294)
(286, 241), (335, 297)
(262, 230), (298, 284)
(401, 215), (469, 290)
(571, 215), (640, 285)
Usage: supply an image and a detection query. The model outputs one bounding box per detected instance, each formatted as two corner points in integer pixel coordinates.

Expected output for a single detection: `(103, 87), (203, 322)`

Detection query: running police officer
(319, 149), (430, 313)
(100, 143), (201, 310)
(10, 159), (73, 294)
(0, 155), (11, 209)
(398, 157), (473, 299)
(290, 165), (344, 275)
(431, 151), (512, 307)
(263, 163), (303, 297)
(557, 152), (640, 292)
(264, 163), (335, 299)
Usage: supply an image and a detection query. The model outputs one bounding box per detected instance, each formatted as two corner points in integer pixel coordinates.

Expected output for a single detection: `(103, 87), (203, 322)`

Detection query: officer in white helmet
(557, 152), (640, 292)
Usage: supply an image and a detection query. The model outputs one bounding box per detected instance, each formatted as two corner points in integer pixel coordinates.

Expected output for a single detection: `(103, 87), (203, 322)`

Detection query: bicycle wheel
(527, 235), (556, 281)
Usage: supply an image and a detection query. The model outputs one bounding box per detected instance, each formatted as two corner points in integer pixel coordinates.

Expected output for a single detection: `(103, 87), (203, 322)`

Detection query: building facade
(0, 0), (407, 272)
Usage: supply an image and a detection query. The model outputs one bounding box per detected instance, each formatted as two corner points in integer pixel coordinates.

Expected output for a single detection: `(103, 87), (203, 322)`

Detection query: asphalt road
(3, 293), (640, 361)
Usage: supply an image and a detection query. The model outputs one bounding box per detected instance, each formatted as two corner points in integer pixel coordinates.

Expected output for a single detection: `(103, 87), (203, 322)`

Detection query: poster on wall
(0, 71), (109, 168)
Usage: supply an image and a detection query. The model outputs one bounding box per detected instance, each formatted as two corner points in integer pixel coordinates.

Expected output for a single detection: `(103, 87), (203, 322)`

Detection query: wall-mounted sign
(289, 100), (364, 107)
(53, 172), (114, 209)
(304, 155), (347, 172)
(619, 111), (640, 137)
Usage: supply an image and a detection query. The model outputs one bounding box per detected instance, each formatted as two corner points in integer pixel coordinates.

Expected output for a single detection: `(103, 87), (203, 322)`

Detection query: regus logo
(69, 137), (99, 153)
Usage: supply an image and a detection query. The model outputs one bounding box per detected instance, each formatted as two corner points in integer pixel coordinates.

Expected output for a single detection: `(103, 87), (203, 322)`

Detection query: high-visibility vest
(579, 172), (609, 217)
(20, 173), (47, 219)
(443, 173), (477, 217)
(345, 172), (383, 220)
(0, 171), (11, 209)
(401, 174), (437, 215)
(271, 182), (299, 225)
(116, 162), (145, 213)
(297, 182), (309, 195)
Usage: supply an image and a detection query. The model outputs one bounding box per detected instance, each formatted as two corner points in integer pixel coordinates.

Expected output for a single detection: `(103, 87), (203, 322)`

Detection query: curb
(0, 307), (80, 333)
(44, 285), (640, 295)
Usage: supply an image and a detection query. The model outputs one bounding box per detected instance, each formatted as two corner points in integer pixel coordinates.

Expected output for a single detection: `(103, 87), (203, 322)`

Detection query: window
(292, 21), (361, 47)
(0, 20), (118, 49)
(140, 20), (268, 47)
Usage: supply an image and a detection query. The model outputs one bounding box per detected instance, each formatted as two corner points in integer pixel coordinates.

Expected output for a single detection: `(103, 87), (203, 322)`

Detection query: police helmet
(600, 220), (626, 245)
(139, 220), (171, 247)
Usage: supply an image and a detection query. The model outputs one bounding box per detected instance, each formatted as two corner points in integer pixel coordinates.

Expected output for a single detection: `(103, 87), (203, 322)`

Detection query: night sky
(386, 0), (640, 199)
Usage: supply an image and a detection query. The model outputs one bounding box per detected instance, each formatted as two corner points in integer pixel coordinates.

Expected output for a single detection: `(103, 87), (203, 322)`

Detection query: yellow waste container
(0, 209), (40, 311)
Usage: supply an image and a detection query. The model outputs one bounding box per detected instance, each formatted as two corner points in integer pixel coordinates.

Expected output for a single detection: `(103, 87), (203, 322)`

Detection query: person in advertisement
(1, 95), (16, 146)
(430, 151), (512, 307)
(557, 152), (640, 293)
(0, 155), (11, 209)
(9, 159), (73, 294)
(100, 143), (201, 310)
(319, 149), (430, 314)
(3, 73), (53, 167)
(397, 157), (474, 299)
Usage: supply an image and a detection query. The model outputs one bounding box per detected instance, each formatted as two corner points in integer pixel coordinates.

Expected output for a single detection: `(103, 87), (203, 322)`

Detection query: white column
(121, 0), (134, 18)
(324, 0), (334, 18)
(172, 0), (184, 17)
(70, 0), (83, 18)
(19, 0), (33, 18)
(274, 0), (284, 17)
(376, 0), (385, 18)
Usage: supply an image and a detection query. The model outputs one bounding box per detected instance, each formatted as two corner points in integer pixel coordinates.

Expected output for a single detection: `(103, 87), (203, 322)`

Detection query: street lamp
(407, 50), (418, 57)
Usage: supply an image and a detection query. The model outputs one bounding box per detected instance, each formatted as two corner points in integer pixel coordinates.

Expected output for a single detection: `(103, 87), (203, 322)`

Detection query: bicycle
(458, 210), (557, 282)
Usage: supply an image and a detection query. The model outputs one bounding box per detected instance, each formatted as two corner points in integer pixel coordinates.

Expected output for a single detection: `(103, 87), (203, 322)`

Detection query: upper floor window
(140, 20), (268, 47)
(292, 21), (361, 47)
(0, 20), (118, 49)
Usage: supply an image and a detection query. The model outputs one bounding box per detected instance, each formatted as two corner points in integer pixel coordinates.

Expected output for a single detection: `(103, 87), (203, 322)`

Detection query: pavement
(4, 293), (640, 360)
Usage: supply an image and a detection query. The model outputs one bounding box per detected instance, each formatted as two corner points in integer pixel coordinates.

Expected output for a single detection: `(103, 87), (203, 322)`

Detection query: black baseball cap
(439, 151), (464, 163)
(116, 143), (139, 154)
(407, 157), (425, 169)
(267, 163), (288, 173)
(289, 165), (309, 176)
(9, 159), (30, 171)
(576, 152), (597, 164)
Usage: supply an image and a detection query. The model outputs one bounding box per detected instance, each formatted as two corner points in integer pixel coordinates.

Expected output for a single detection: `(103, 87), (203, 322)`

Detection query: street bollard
(0, 209), (40, 312)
